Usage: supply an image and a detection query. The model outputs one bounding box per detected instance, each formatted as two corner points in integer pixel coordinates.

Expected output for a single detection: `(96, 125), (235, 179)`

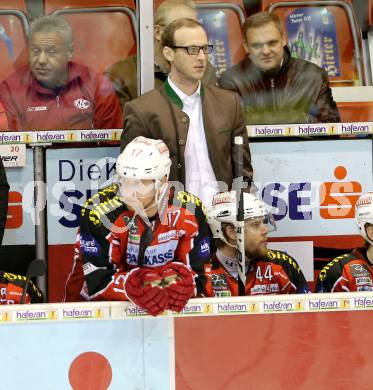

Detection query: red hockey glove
(161, 263), (195, 312)
(124, 268), (168, 316)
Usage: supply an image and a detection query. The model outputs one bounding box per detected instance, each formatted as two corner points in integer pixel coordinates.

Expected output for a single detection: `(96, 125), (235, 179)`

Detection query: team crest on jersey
(129, 222), (139, 234)
(349, 264), (370, 278)
(211, 273), (231, 297)
(74, 98), (91, 110)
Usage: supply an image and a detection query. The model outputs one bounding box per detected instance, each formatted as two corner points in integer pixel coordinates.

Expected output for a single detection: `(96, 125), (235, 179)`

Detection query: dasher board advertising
(45, 140), (372, 245)
(3, 148), (35, 245)
(251, 139), (372, 237)
(0, 318), (173, 390)
(46, 147), (120, 245)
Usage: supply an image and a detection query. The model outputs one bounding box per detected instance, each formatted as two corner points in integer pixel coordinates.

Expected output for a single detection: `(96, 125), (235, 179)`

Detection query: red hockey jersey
(204, 249), (309, 297)
(316, 247), (373, 292)
(64, 184), (211, 301)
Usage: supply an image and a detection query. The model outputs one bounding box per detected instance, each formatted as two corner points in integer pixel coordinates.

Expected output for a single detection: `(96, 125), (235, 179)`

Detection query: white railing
(3, 291), (373, 324)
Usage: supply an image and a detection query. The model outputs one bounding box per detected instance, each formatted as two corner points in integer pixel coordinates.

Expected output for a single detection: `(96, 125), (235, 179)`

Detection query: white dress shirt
(168, 77), (219, 207)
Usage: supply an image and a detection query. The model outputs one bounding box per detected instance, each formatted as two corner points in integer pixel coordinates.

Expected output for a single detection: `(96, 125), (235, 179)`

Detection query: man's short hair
(242, 11), (284, 38)
(30, 15), (73, 46)
(155, 0), (196, 26)
(161, 17), (205, 48)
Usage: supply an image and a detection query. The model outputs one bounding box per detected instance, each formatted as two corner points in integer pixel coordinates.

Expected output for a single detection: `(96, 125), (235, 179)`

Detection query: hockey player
(64, 136), (211, 315)
(316, 191), (373, 293)
(0, 270), (44, 304)
(206, 191), (309, 296)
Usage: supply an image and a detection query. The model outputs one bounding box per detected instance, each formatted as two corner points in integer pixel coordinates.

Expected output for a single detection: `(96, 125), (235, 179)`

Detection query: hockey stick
(234, 136), (246, 295)
(20, 259), (47, 304)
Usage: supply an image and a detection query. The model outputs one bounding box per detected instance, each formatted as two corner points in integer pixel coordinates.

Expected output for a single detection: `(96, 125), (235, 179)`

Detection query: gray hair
(30, 15), (73, 46)
(155, 0), (196, 26)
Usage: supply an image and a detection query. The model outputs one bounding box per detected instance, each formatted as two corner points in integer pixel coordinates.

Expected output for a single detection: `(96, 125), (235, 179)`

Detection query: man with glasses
(105, 0), (217, 108)
(121, 18), (252, 208)
(206, 191), (309, 296)
(218, 12), (340, 125)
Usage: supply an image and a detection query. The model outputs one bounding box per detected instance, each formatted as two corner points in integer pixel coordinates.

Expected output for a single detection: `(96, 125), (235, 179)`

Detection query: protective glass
(118, 178), (156, 198)
(246, 214), (276, 233)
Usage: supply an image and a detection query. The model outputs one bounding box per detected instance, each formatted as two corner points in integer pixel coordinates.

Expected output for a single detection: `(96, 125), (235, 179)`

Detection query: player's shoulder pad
(174, 190), (208, 218)
(318, 252), (356, 282)
(0, 271), (43, 299)
(82, 184), (120, 209)
(266, 249), (302, 273)
(81, 184), (124, 225)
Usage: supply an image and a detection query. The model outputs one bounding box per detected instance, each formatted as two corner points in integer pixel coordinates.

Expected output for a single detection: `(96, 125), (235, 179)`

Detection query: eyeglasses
(171, 44), (214, 55)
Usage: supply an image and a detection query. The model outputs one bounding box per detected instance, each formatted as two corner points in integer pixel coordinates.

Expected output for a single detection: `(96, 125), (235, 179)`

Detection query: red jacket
(0, 62), (123, 131)
(0, 101), (8, 130)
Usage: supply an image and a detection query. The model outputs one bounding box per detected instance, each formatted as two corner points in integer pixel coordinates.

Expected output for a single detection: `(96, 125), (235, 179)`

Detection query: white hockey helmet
(207, 191), (275, 244)
(355, 192), (373, 244)
(116, 136), (171, 181)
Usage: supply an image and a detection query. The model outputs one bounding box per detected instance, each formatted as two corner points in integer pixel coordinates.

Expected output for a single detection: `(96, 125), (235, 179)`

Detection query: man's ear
(242, 39), (249, 55)
(163, 46), (174, 62)
(366, 225), (373, 243)
(225, 224), (237, 243)
(281, 31), (287, 47)
(67, 42), (74, 60)
(154, 24), (162, 42)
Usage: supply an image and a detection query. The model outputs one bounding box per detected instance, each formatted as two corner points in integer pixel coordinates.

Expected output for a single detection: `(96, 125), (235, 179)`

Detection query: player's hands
(161, 263), (195, 312)
(124, 268), (168, 316)
(124, 263), (196, 315)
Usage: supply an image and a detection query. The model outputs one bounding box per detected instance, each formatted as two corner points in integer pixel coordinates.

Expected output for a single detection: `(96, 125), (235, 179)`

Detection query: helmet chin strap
(123, 198), (152, 225)
(220, 230), (238, 248)
(120, 180), (170, 225)
(225, 240), (237, 249)
(155, 181), (170, 218)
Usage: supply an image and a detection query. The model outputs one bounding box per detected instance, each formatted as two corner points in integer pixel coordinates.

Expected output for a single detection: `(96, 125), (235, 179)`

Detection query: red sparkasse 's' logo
(73, 98), (91, 110)
(5, 191), (22, 229)
(319, 165), (362, 219)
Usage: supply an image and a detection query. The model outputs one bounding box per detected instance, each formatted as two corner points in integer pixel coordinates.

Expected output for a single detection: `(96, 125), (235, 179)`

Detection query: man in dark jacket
(121, 18), (252, 207)
(0, 157), (9, 245)
(0, 15), (122, 131)
(218, 12), (340, 125)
